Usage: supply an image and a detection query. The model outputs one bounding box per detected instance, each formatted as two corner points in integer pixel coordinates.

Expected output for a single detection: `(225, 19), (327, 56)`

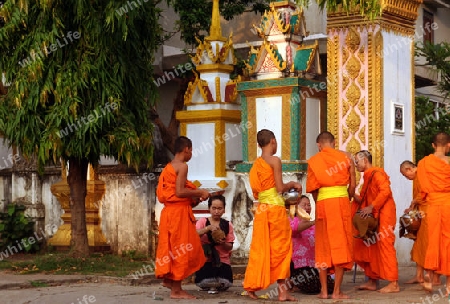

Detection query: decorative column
(326, 0), (423, 264)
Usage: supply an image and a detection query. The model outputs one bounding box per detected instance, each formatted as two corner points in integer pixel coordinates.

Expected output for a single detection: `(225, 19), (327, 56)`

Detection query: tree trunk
(67, 157), (90, 257)
(152, 77), (191, 154)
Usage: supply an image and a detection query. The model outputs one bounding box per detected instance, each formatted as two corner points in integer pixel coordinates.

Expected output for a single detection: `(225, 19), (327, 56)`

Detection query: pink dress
(290, 216), (315, 269)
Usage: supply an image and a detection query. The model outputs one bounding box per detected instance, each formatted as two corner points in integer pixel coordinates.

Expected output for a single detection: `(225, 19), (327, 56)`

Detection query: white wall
(382, 32), (415, 265)
(255, 96), (283, 157)
(305, 97), (321, 159)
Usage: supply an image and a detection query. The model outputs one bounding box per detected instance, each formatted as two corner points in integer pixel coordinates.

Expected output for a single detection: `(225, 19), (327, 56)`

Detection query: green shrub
(0, 204), (41, 254)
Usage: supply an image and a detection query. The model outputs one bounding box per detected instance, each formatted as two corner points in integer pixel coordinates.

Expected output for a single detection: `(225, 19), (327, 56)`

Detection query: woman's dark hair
(208, 195), (226, 208)
(300, 195), (309, 201)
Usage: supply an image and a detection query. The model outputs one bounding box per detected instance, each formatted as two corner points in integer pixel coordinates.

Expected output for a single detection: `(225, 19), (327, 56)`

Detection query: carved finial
(205, 0), (226, 42)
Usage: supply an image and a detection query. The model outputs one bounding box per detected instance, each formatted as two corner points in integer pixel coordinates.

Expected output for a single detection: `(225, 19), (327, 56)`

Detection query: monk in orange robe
(243, 129), (302, 302)
(353, 150), (399, 293)
(417, 132), (450, 294)
(156, 136), (210, 299)
(400, 160), (440, 286)
(306, 131), (355, 299)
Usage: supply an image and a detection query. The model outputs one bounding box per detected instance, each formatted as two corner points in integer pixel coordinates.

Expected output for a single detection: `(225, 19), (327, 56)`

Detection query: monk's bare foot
(247, 291), (258, 299)
(161, 278), (172, 290)
(378, 282), (400, 293)
(357, 282), (377, 291)
(317, 292), (328, 299)
(405, 277), (424, 284)
(279, 290), (297, 302)
(170, 290), (196, 299)
(422, 282), (433, 293)
(331, 292), (350, 299)
(432, 276), (442, 286)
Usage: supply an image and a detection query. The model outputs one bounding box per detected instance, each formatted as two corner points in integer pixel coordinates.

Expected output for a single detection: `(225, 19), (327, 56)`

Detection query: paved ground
(0, 266), (448, 303)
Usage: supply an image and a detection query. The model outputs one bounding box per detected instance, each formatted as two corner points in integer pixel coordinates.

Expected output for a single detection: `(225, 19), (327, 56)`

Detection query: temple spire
(205, 0), (226, 42)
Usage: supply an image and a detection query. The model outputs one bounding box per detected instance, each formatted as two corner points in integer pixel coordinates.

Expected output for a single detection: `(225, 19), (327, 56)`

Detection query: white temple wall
(255, 96), (283, 157)
(382, 31), (415, 265)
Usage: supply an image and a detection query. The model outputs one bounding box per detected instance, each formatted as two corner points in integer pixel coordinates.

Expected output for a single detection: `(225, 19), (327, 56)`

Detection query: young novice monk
(417, 132), (450, 294)
(243, 129), (302, 301)
(306, 131), (355, 299)
(156, 136), (210, 299)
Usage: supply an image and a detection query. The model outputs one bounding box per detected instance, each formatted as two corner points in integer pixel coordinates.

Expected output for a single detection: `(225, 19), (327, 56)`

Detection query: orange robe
(306, 147), (353, 270)
(353, 167), (398, 281)
(417, 154), (450, 275)
(410, 176), (427, 268)
(243, 157), (292, 291)
(155, 163), (206, 281)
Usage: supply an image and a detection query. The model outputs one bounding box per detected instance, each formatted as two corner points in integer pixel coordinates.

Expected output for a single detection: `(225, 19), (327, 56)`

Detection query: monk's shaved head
(400, 160), (416, 170)
(316, 131), (335, 144)
(174, 136), (192, 153)
(432, 132), (450, 147)
(355, 150), (372, 164)
(257, 129), (275, 148)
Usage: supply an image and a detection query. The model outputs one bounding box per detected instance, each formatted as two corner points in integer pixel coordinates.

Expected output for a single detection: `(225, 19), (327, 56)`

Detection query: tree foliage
(415, 96), (450, 161)
(0, 0), (161, 170)
(416, 42), (450, 101)
(0, 0), (162, 256)
(166, 0), (271, 45)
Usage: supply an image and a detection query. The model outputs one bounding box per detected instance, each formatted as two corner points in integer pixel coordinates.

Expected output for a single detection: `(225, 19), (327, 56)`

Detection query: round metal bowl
(283, 190), (299, 205)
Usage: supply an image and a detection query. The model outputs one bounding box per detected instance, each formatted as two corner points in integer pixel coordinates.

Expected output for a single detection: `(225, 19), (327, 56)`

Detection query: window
(423, 10), (434, 44)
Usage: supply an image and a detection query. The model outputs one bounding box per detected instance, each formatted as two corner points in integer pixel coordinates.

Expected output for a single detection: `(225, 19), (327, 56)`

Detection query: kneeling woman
(195, 195), (235, 292)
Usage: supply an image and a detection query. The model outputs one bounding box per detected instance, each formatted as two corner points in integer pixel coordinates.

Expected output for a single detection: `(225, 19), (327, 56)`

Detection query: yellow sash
(258, 187), (285, 207)
(317, 185), (348, 201)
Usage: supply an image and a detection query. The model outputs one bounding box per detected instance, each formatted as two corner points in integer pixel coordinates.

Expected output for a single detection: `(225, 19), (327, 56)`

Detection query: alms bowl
(283, 190), (299, 205)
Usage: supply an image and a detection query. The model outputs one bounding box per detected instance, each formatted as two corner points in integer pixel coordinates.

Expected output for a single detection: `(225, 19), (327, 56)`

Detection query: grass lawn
(0, 252), (154, 277)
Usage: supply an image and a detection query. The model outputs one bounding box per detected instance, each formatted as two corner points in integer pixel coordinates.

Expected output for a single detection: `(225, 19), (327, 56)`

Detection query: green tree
(166, 0), (271, 45)
(0, 1), (162, 256)
(415, 42), (450, 161)
(416, 42), (450, 101)
(414, 96), (450, 161)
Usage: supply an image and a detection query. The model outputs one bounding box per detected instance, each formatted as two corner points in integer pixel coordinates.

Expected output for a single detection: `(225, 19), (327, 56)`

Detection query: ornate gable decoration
(291, 40), (321, 77)
(246, 40), (287, 75)
(191, 34), (236, 66)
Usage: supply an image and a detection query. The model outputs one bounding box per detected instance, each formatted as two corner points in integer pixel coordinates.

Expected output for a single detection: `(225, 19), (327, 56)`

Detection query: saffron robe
(155, 163), (206, 281)
(417, 154), (450, 275)
(306, 147), (353, 270)
(353, 167), (398, 281)
(410, 176), (427, 268)
(243, 157), (292, 291)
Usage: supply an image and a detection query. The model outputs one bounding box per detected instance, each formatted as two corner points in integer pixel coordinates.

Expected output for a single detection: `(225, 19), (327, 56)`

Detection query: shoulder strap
(219, 218), (230, 236)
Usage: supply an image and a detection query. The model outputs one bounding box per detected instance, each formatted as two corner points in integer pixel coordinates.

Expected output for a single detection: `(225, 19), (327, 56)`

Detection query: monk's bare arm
(345, 151), (356, 198)
(311, 189), (318, 203)
(175, 163), (209, 199)
(269, 156), (302, 193)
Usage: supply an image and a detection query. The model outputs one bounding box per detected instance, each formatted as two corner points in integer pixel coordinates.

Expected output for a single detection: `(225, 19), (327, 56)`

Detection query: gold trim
(300, 99), (306, 160)
(247, 97), (257, 161)
(180, 123), (187, 137)
(411, 41), (415, 162)
(215, 120), (226, 177)
(205, 0), (227, 42)
(217, 180), (229, 189)
(242, 86), (294, 97)
(370, 30), (384, 168)
(196, 64), (235, 74)
(215, 77), (221, 103)
(290, 41), (320, 73)
(176, 109), (241, 123)
(282, 94), (291, 160)
(327, 33), (339, 139)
